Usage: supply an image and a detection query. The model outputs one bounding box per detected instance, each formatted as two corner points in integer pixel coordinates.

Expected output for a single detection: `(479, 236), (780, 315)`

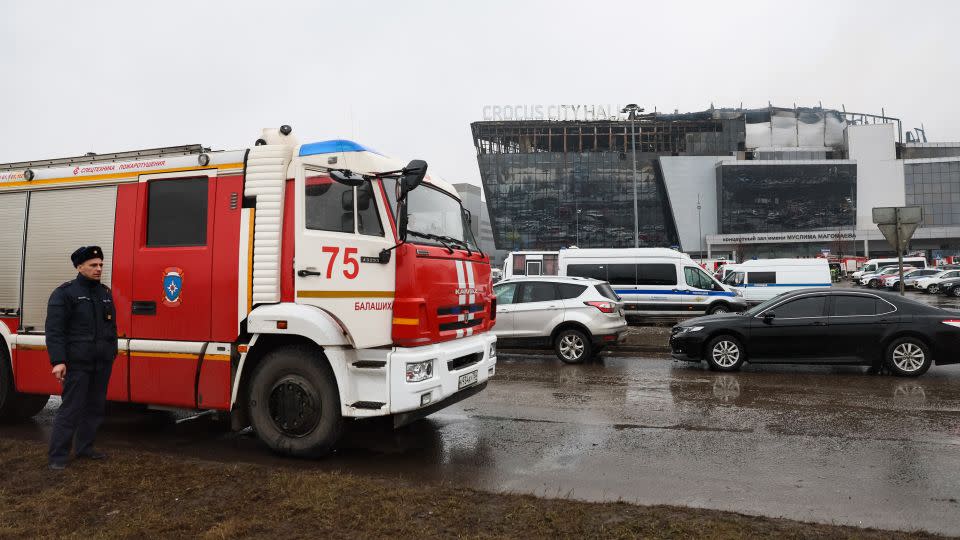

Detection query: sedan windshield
(743, 292), (794, 316)
(383, 179), (479, 250)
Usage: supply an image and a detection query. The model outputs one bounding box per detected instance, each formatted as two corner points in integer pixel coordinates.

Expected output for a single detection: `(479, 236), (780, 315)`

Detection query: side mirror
(398, 199), (409, 242)
(340, 190), (353, 211)
(330, 169), (366, 187)
(762, 311), (776, 323)
(398, 159), (427, 200)
(463, 207), (473, 226)
(356, 187), (372, 211)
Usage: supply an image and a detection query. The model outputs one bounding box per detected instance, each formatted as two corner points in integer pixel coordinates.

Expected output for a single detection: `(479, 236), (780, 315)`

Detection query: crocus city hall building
(471, 105), (960, 260)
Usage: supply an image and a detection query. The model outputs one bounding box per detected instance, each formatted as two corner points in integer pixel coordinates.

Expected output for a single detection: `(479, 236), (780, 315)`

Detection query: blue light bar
(298, 139), (382, 157)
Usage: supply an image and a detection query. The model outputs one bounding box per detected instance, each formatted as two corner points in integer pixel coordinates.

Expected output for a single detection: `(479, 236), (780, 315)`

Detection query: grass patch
(0, 439), (943, 539)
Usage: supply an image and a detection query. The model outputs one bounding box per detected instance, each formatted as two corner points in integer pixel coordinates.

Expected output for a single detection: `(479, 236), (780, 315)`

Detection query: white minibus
(721, 258), (831, 304)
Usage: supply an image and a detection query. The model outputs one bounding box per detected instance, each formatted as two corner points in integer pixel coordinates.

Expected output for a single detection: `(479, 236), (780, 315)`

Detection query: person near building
(45, 246), (117, 470)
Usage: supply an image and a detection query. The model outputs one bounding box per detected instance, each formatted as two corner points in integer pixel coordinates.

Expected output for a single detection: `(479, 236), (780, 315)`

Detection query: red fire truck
(0, 126), (497, 456)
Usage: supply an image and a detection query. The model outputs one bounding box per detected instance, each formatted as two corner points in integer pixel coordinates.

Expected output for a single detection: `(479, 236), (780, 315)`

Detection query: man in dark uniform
(46, 246), (118, 470)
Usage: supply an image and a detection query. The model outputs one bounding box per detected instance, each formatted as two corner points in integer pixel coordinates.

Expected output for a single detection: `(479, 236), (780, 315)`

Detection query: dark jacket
(45, 274), (118, 370)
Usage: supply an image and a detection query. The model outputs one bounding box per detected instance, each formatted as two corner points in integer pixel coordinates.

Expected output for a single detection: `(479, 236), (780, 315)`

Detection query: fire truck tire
(247, 345), (343, 457)
(0, 347), (50, 422)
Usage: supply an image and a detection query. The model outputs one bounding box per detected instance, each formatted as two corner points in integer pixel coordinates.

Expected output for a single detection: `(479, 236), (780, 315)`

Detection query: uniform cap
(71, 246), (104, 267)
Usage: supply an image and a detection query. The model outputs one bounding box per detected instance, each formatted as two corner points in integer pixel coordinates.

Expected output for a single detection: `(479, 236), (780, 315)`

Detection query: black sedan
(670, 289), (960, 377)
(938, 277), (960, 297)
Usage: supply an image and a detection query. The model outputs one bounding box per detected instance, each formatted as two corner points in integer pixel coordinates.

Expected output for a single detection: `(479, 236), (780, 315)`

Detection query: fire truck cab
(0, 127), (497, 457)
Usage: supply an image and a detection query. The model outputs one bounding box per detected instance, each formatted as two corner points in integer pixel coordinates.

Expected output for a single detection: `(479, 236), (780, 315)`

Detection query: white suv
(492, 276), (627, 364)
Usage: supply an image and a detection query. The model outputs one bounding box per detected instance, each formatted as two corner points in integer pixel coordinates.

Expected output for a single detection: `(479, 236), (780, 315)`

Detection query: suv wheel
(554, 329), (592, 364)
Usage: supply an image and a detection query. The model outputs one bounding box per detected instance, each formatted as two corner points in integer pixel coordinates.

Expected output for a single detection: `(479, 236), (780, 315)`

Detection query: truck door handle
(132, 301), (156, 316)
(297, 269), (323, 277)
(812, 321), (826, 326)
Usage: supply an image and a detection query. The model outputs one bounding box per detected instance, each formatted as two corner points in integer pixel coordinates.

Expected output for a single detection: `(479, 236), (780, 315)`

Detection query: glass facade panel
(477, 151), (679, 250)
(717, 164), (856, 233)
(905, 162), (960, 226)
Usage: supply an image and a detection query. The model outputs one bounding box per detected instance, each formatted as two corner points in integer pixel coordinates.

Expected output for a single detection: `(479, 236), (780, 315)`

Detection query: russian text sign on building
(872, 206), (923, 252)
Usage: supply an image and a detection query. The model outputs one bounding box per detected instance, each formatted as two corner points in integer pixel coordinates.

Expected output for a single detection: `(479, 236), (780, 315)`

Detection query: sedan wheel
(928, 284), (940, 294)
(554, 329), (592, 364)
(885, 338), (932, 377)
(705, 335), (745, 372)
(952, 287), (960, 298)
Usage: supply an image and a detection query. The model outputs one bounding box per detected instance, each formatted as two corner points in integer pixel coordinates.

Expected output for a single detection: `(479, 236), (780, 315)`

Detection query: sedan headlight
(405, 359), (435, 383)
(675, 326), (704, 334)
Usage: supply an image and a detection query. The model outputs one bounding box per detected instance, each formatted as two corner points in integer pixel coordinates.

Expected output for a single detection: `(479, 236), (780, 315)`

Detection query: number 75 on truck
(0, 126), (497, 457)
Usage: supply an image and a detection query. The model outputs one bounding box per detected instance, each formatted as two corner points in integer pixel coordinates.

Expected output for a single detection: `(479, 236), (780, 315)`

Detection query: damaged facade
(472, 105), (960, 260)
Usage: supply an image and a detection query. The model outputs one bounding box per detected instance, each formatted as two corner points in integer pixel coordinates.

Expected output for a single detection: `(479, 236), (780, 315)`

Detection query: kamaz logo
(455, 287), (480, 295)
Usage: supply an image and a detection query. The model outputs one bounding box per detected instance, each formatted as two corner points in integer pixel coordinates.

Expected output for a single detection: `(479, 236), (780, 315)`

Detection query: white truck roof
(559, 248), (693, 260)
(737, 258), (829, 267)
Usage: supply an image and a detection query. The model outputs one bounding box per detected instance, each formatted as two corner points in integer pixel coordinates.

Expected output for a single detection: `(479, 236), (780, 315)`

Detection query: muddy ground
(0, 438), (945, 539)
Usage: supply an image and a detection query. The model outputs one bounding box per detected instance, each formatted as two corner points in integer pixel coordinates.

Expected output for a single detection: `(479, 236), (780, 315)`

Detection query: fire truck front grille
(447, 352), (482, 371)
(438, 318), (483, 332)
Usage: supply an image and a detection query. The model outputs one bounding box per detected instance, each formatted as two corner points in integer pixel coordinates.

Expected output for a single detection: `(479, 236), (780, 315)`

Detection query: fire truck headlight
(489, 341), (496, 359)
(405, 359), (434, 383)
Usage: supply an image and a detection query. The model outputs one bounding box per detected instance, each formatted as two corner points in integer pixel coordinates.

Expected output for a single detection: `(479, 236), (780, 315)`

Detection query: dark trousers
(48, 364), (112, 464)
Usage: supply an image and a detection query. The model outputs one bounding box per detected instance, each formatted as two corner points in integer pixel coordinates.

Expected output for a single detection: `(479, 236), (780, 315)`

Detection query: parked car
(889, 268), (942, 289)
(492, 276), (627, 364)
(914, 269), (960, 293)
(860, 266), (915, 288)
(937, 277), (960, 297)
(669, 289), (960, 377)
(851, 257), (928, 281)
(721, 258), (831, 305)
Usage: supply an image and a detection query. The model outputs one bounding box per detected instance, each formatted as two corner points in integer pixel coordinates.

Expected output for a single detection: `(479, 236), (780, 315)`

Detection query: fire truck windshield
(383, 179), (479, 251)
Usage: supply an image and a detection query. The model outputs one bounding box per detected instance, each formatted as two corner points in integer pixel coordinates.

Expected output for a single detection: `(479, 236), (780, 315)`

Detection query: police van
(721, 258), (832, 304)
(506, 249), (746, 315)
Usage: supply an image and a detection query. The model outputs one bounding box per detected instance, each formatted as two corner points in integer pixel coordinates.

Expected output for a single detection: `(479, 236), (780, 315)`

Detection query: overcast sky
(2, 0), (958, 187)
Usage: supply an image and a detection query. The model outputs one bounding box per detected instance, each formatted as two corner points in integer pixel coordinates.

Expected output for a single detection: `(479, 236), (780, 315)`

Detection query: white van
(555, 248), (747, 315)
(503, 251), (559, 279)
(721, 259), (831, 304)
(851, 257), (928, 281)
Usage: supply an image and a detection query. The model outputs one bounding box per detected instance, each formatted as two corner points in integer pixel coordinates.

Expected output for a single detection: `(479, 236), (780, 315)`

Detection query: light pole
(622, 104), (644, 248)
(697, 193), (703, 263)
(575, 208), (582, 246)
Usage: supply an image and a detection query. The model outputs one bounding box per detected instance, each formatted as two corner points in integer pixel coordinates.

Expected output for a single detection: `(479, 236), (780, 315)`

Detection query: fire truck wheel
(0, 346), (50, 422)
(248, 345), (343, 458)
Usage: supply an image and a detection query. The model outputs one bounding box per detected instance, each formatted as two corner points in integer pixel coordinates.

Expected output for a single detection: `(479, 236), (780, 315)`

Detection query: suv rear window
(557, 283), (587, 299)
(594, 282), (620, 301)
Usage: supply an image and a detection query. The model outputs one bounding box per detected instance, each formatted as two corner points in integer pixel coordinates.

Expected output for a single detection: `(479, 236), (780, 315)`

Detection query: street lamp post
(697, 193), (703, 263)
(575, 208), (582, 246)
(621, 104), (644, 248)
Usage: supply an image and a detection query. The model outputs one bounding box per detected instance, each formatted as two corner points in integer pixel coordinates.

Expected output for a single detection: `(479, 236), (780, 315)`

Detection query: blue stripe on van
(737, 283), (831, 287)
(613, 289), (737, 297)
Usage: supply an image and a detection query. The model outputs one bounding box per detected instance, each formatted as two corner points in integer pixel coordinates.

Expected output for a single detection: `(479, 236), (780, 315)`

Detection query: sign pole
(897, 209), (904, 296)
(873, 205), (922, 298)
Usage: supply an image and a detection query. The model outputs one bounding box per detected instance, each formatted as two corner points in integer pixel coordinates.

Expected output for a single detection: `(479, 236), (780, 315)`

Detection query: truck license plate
(458, 370), (478, 389)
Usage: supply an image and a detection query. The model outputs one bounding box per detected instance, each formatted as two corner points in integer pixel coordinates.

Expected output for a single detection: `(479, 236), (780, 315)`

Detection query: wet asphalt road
(3, 283), (960, 535)
(5, 354), (959, 535)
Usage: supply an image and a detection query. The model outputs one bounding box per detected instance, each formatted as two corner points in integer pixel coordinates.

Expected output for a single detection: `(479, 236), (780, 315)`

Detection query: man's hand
(51, 364), (66, 384)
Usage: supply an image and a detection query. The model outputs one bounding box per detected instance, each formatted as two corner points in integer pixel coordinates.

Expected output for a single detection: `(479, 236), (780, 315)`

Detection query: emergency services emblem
(162, 267), (184, 307)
